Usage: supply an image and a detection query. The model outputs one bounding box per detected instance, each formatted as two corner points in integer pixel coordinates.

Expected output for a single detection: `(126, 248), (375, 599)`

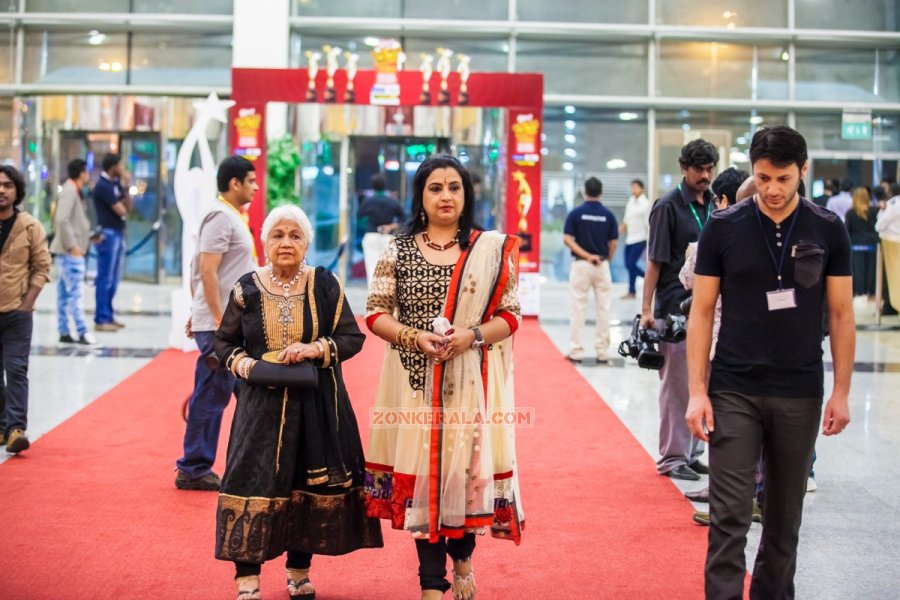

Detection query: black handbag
(247, 360), (318, 389)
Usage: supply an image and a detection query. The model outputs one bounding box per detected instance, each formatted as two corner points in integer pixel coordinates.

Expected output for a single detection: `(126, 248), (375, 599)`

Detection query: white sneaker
(77, 332), (99, 346)
(806, 477), (817, 493)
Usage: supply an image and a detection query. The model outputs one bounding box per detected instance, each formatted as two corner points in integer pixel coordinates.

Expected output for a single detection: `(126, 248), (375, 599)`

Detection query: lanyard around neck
(218, 195), (257, 259)
(753, 196), (801, 290)
(679, 183), (711, 232)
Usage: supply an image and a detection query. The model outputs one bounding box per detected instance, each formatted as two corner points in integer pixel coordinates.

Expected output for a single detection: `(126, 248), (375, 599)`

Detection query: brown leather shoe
(6, 429), (30, 454)
(95, 323), (119, 332)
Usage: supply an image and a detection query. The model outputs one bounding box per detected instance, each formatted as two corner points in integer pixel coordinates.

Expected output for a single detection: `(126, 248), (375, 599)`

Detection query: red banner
(229, 103), (267, 261)
(506, 110), (542, 274)
(229, 68), (544, 284)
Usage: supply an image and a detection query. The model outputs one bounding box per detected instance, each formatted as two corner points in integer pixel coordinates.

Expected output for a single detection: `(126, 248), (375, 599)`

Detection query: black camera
(618, 315), (665, 370)
(663, 314), (687, 343)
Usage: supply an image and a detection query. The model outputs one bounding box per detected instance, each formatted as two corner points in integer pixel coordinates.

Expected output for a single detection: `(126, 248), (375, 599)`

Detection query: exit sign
(842, 111), (872, 140)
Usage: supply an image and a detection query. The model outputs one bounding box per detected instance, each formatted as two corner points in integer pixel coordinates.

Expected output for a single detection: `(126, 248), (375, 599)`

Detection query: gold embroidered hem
(216, 487), (383, 563)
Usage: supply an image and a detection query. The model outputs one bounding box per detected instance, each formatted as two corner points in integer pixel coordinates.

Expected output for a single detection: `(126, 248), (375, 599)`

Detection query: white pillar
(233, 0), (290, 140)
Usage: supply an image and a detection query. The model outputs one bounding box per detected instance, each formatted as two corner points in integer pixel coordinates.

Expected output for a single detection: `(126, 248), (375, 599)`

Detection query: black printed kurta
(213, 267), (383, 563)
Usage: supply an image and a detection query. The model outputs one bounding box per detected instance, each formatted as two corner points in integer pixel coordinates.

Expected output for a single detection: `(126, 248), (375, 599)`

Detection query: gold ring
(434, 358), (440, 364)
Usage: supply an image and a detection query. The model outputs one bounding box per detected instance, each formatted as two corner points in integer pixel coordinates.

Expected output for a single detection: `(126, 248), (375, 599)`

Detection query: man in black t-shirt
(687, 126), (854, 599)
(642, 139), (719, 481)
(563, 177), (618, 363)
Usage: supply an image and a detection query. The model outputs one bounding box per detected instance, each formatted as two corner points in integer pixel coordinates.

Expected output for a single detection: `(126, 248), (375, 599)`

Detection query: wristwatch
(470, 327), (485, 349)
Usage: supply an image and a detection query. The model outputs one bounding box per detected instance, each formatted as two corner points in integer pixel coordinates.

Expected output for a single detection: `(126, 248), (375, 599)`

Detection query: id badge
(766, 288), (797, 311)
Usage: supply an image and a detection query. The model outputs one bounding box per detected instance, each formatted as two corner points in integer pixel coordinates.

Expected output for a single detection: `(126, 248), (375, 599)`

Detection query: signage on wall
(511, 113), (541, 167)
(841, 110), (872, 140)
(233, 107), (263, 160)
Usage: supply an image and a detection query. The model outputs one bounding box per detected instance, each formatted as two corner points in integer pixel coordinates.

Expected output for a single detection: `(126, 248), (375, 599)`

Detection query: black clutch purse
(247, 360), (318, 389)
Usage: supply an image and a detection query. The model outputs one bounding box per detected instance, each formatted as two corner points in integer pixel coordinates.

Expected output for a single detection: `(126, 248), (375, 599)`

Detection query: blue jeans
(95, 228), (125, 324)
(0, 310), (34, 435)
(176, 331), (236, 478)
(56, 254), (88, 337)
(624, 241), (646, 294)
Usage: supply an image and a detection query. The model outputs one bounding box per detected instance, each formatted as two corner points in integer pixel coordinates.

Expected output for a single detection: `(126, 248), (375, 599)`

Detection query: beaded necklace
(269, 264), (302, 297)
(422, 230), (459, 251)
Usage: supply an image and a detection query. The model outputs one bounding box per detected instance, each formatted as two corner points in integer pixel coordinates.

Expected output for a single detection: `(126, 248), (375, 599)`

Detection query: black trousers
(706, 391), (820, 600)
(415, 533), (476, 592)
(234, 551), (312, 578)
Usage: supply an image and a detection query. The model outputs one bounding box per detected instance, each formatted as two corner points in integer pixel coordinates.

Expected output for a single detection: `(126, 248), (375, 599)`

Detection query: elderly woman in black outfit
(214, 205), (382, 600)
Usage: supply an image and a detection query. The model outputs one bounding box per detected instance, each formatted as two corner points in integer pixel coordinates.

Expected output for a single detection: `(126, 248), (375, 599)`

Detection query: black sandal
(287, 577), (316, 598)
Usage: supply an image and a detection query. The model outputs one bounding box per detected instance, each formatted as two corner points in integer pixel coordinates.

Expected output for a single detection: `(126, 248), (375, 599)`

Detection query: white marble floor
(6, 274), (900, 598)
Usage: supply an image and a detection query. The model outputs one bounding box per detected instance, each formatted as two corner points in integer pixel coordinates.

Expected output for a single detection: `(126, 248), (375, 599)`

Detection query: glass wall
(541, 107), (649, 282)
(517, 0), (646, 23)
(657, 0), (787, 27)
(516, 40), (647, 96)
(130, 33), (232, 87)
(796, 112), (900, 154)
(26, 0), (233, 12)
(0, 29), (12, 84)
(292, 33), (509, 73)
(795, 46), (900, 103)
(796, 0), (900, 31)
(292, 0), (507, 19)
(0, 98), (14, 164)
(658, 42), (788, 100)
(23, 31), (129, 85)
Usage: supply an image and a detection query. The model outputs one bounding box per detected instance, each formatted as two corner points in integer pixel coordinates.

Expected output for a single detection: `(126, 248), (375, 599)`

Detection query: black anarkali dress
(213, 267), (383, 564)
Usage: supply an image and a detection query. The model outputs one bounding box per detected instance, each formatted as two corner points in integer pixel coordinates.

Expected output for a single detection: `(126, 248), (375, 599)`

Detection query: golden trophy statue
(435, 47), (454, 105)
(419, 53), (434, 104)
(322, 45), (342, 103)
(456, 53), (471, 105)
(343, 51), (359, 103)
(304, 50), (321, 102)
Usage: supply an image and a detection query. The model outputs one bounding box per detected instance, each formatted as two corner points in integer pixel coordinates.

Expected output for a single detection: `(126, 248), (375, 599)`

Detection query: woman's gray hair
(261, 205), (314, 246)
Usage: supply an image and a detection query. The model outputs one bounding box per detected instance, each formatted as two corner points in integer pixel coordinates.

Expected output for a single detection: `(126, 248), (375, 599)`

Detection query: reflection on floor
(8, 277), (900, 598)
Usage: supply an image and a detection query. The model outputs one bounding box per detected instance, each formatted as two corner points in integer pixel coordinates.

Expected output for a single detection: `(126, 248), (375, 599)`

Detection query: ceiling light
(730, 151), (749, 163)
(564, 134), (576, 144)
(780, 50), (790, 61)
(618, 112), (639, 121)
(726, 22), (736, 30)
(364, 37), (380, 47)
(606, 158), (627, 170)
(111, 62), (123, 72)
(564, 148), (577, 158)
(540, 147), (549, 155)
(88, 32), (107, 45)
(99, 62), (111, 71)
(564, 105), (576, 114)
(749, 115), (764, 125)
(541, 133), (546, 141)
(564, 120), (576, 130)
(722, 11), (736, 19)
(562, 162), (574, 171)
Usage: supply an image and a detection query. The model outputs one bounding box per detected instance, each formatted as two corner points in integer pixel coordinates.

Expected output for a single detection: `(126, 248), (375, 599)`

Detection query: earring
(419, 211), (426, 225)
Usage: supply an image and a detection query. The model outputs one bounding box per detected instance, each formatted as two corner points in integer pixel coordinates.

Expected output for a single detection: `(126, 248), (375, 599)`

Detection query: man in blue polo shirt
(92, 153), (131, 331)
(563, 176), (618, 364)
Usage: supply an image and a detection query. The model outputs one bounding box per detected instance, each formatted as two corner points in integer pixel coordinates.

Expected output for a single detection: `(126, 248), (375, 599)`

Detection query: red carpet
(0, 320), (707, 598)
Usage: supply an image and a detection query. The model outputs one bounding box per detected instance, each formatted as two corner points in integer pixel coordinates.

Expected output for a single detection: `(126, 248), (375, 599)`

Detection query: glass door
(120, 133), (162, 283)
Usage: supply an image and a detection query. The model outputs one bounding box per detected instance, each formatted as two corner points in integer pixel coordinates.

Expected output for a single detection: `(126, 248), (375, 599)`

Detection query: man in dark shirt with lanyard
(93, 153), (131, 331)
(641, 139), (718, 480)
(686, 126), (854, 599)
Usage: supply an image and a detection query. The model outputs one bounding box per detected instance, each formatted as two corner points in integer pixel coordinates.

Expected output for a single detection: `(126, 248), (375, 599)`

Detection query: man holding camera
(641, 139), (719, 480)
(564, 176), (618, 364)
(686, 126), (854, 598)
